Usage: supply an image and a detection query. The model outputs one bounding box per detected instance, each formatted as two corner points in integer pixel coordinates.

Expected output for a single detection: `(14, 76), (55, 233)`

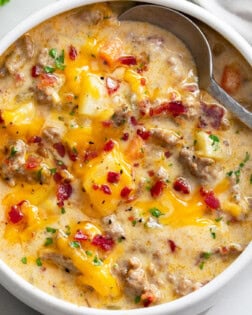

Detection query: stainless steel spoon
(120, 4), (252, 129)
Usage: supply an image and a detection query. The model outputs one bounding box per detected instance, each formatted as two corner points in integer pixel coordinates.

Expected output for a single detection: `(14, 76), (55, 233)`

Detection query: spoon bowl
(120, 4), (252, 128)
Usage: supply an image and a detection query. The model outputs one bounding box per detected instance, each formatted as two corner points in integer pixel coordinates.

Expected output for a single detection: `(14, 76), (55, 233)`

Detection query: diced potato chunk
(195, 131), (230, 160)
(79, 72), (114, 119)
(83, 145), (134, 216)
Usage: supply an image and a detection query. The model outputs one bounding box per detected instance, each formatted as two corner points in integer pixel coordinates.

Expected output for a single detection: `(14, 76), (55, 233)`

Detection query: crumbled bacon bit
(200, 103), (225, 129)
(92, 234), (115, 251)
(137, 129), (150, 140)
(8, 200), (26, 224)
(148, 170), (155, 177)
(39, 73), (57, 88)
(31, 65), (42, 78)
(53, 142), (66, 158)
(69, 45), (78, 61)
(118, 56), (137, 66)
(92, 184), (99, 190)
(101, 184), (112, 195)
(68, 148), (78, 161)
(120, 186), (132, 198)
(200, 188), (220, 210)
(140, 78), (146, 86)
(164, 151), (172, 158)
(130, 116), (138, 126)
(121, 132), (129, 141)
(103, 139), (115, 152)
(150, 180), (165, 198)
(142, 295), (154, 307)
(25, 155), (41, 170)
(173, 177), (190, 194)
(74, 230), (89, 241)
(107, 171), (120, 184)
(102, 120), (112, 127)
(168, 239), (177, 252)
(106, 77), (120, 95)
(84, 150), (98, 163)
(56, 183), (72, 207)
(150, 101), (187, 117)
(28, 136), (42, 144)
(0, 110), (5, 124)
(53, 172), (63, 184)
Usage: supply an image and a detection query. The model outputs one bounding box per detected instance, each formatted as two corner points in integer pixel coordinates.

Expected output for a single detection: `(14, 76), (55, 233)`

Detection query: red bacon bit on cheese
(118, 56), (137, 66)
(92, 234), (115, 251)
(102, 120), (112, 128)
(8, 200), (26, 224)
(142, 294), (155, 307)
(150, 180), (165, 198)
(103, 139), (115, 152)
(25, 155), (41, 170)
(0, 110), (4, 124)
(68, 148), (78, 161)
(137, 129), (151, 140)
(150, 101), (187, 117)
(200, 103), (225, 129)
(120, 186), (132, 198)
(28, 136), (42, 144)
(101, 184), (112, 195)
(56, 183), (72, 207)
(130, 116), (138, 126)
(84, 150), (98, 163)
(107, 171), (120, 184)
(173, 177), (190, 194)
(69, 45), (78, 61)
(53, 142), (66, 158)
(200, 188), (220, 210)
(74, 230), (89, 241)
(121, 133), (129, 141)
(31, 65), (42, 78)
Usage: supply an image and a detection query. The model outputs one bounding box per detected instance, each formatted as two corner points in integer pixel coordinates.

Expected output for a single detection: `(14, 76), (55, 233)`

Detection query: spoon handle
(208, 78), (252, 129)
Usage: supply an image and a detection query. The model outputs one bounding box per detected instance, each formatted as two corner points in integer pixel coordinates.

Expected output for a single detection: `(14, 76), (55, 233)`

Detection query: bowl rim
(0, 0), (252, 314)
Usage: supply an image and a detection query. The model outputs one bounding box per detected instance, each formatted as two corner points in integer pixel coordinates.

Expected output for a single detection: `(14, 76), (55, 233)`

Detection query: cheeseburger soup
(0, 2), (251, 310)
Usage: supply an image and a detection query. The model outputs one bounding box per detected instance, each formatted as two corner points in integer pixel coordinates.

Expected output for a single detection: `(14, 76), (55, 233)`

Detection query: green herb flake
(49, 168), (57, 175)
(44, 66), (55, 73)
(199, 261), (205, 270)
(0, 0), (10, 6)
(149, 207), (164, 218)
(37, 168), (43, 182)
(210, 228), (216, 239)
(44, 237), (53, 246)
(132, 220), (137, 227)
(215, 216), (223, 222)
(209, 134), (219, 151)
(10, 147), (17, 157)
(85, 250), (93, 257)
(46, 227), (57, 234)
(93, 255), (103, 266)
(36, 258), (42, 267)
(70, 241), (80, 248)
(134, 296), (141, 304)
(49, 48), (57, 59)
(61, 207), (66, 214)
(226, 152), (250, 183)
(21, 257), (27, 264)
(250, 174), (252, 184)
(65, 225), (71, 236)
(202, 252), (212, 259)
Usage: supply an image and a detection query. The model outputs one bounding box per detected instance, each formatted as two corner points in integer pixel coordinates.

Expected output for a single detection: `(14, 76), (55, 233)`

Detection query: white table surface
(0, 1), (251, 314)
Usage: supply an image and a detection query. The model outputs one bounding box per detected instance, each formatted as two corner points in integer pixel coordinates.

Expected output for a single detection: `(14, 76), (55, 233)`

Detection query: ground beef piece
(111, 108), (129, 126)
(24, 34), (34, 58)
(78, 7), (105, 25)
(5, 46), (27, 75)
(179, 147), (221, 183)
(168, 274), (203, 297)
(150, 128), (182, 147)
(102, 214), (125, 240)
(37, 48), (54, 67)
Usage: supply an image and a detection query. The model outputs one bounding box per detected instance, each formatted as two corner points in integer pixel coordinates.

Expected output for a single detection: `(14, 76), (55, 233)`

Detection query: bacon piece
(200, 188), (220, 210)
(31, 65), (42, 78)
(69, 45), (78, 61)
(74, 230), (89, 241)
(150, 101), (187, 117)
(120, 186), (132, 198)
(103, 139), (115, 152)
(168, 239), (177, 252)
(92, 234), (115, 251)
(101, 184), (112, 195)
(137, 128), (151, 140)
(83, 150), (98, 163)
(200, 103), (225, 129)
(8, 200), (26, 224)
(56, 183), (72, 207)
(25, 155), (41, 170)
(53, 142), (66, 158)
(173, 177), (190, 194)
(150, 180), (165, 198)
(118, 56), (137, 66)
(107, 171), (120, 184)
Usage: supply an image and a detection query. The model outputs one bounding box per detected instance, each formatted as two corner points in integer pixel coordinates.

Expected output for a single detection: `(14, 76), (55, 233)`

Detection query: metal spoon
(120, 4), (252, 129)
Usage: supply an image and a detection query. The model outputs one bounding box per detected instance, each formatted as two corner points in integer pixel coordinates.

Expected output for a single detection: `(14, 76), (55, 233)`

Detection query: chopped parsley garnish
(85, 250), (93, 257)
(209, 134), (219, 151)
(215, 216), (223, 222)
(21, 257), (27, 264)
(149, 207), (164, 218)
(61, 207), (66, 214)
(46, 227), (57, 234)
(47, 48), (66, 72)
(37, 168), (43, 182)
(201, 252), (212, 259)
(10, 147), (17, 157)
(250, 174), (252, 184)
(0, 0), (10, 6)
(93, 255), (103, 266)
(226, 152), (250, 183)
(49, 48), (57, 59)
(199, 261), (205, 270)
(132, 219), (137, 227)
(70, 241), (80, 248)
(44, 237), (53, 246)
(134, 295), (141, 304)
(49, 168), (57, 175)
(44, 66), (55, 73)
(210, 228), (216, 239)
(65, 225), (71, 236)
(36, 258), (42, 267)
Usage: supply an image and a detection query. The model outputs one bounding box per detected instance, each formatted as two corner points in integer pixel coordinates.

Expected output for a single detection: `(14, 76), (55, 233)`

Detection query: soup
(0, 2), (251, 310)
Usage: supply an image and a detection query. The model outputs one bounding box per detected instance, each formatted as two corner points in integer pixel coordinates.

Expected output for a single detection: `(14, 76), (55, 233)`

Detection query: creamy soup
(0, 2), (251, 310)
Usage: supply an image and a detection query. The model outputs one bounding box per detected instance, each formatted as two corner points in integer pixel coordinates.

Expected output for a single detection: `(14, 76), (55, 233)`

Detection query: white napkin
(193, 0), (252, 44)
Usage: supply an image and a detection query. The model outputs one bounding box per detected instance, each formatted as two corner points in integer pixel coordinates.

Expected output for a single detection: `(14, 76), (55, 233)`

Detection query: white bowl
(0, 1), (252, 315)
